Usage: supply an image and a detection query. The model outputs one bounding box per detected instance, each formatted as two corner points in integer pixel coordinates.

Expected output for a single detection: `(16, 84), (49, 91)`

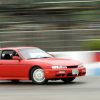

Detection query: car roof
(1, 46), (36, 50)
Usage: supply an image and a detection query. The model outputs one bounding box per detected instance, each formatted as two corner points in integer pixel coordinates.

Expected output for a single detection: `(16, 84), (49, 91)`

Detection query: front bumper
(44, 68), (86, 79)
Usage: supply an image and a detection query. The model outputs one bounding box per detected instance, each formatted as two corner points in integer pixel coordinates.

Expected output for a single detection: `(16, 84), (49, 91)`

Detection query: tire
(30, 67), (47, 85)
(61, 77), (75, 83)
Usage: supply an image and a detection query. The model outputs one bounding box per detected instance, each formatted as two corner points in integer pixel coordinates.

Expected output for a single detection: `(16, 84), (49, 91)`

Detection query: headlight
(51, 66), (66, 69)
(78, 64), (84, 68)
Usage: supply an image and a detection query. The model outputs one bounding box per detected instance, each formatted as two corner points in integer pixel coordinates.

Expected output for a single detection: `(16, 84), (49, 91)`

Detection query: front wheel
(61, 77), (75, 83)
(30, 67), (47, 84)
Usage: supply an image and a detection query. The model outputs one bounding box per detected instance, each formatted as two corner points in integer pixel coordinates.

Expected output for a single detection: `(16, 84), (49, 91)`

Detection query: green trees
(84, 40), (100, 50)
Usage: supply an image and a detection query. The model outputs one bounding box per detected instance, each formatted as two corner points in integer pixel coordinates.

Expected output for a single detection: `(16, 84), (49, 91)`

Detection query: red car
(0, 47), (86, 84)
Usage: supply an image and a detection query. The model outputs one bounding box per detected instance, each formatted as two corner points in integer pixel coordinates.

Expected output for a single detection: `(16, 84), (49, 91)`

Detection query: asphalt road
(0, 76), (100, 100)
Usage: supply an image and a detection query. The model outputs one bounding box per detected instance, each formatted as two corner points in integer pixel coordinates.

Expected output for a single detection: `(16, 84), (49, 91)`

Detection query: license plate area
(72, 69), (79, 75)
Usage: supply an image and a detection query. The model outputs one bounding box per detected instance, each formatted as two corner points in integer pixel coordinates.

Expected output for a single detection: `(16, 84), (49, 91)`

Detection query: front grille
(67, 65), (78, 68)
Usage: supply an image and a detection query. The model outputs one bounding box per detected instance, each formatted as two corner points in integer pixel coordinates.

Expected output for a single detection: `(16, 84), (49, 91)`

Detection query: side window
(1, 50), (19, 60)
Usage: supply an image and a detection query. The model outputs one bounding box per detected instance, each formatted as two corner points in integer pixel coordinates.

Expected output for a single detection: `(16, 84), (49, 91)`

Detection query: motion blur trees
(0, 0), (99, 51)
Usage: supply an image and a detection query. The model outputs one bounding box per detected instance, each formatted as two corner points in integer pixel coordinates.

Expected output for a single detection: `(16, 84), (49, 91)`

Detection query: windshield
(19, 47), (53, 59)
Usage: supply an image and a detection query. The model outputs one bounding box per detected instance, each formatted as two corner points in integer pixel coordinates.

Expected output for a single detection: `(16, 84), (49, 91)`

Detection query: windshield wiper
(27, 57), (51, 60)
(40, 57), (51, 58)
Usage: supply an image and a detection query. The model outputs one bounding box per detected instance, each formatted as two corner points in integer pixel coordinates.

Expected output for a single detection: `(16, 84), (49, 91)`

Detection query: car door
(0, 50), (28, 79)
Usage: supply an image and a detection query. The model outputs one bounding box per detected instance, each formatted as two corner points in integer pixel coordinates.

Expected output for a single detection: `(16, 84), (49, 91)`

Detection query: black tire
(61, 77), (75, 83)
(30, 67), (47, 85)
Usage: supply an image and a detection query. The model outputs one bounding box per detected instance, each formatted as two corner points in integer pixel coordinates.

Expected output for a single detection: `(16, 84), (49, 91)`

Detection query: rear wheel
(61, 77), (75, 83)
(30, 67), (47, 84)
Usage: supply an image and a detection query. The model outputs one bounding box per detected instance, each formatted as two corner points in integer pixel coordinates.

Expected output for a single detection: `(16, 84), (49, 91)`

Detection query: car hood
(29, 58), (81, 66)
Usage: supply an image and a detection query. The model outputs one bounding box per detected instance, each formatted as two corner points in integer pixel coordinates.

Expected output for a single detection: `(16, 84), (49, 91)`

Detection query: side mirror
(12, 56), (21, 60)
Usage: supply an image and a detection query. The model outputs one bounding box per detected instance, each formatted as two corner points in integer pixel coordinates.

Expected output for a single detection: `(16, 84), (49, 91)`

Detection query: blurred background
(0, 0), (100, 51)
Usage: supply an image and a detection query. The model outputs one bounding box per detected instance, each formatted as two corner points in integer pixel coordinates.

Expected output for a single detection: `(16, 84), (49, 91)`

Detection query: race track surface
(0, 76), (100, 100)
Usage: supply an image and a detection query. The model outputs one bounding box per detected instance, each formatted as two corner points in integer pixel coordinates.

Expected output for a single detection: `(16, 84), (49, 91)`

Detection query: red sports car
(0, 47), (86, 84)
